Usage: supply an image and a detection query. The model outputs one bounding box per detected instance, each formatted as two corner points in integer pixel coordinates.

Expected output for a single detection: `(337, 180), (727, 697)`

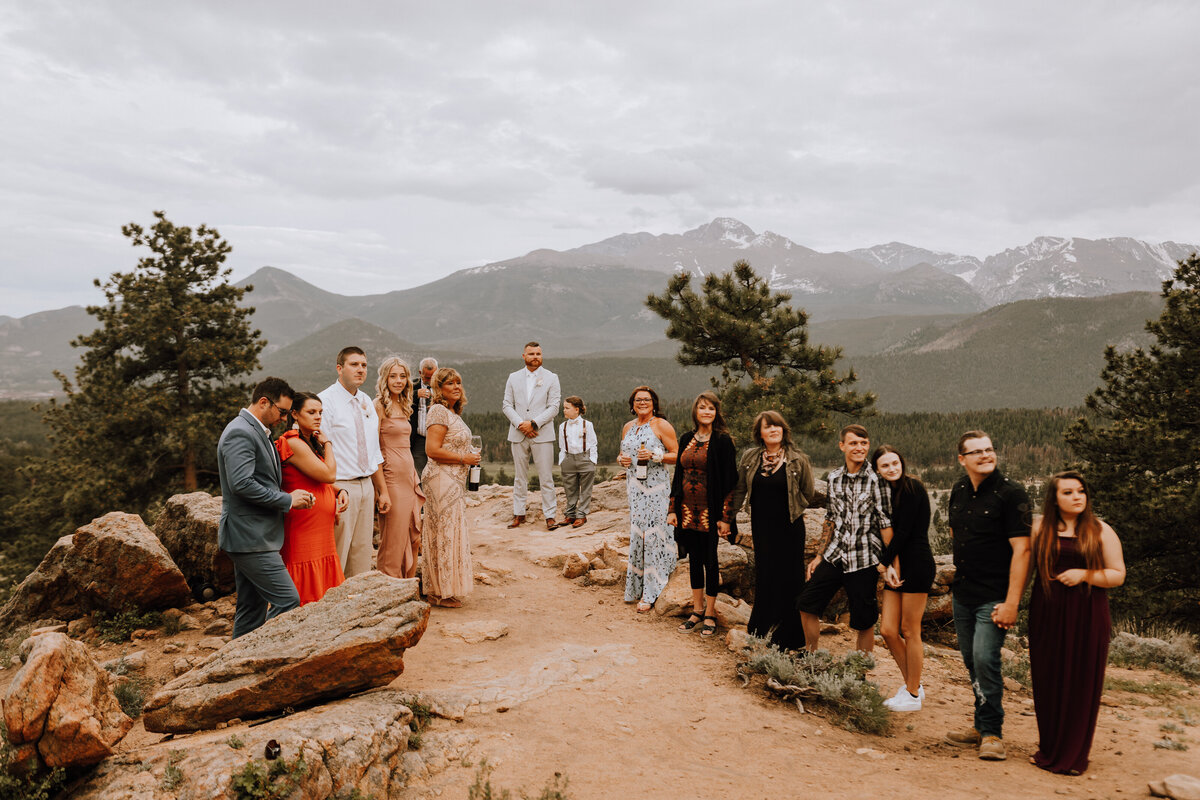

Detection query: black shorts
(796, 559), (879, 632)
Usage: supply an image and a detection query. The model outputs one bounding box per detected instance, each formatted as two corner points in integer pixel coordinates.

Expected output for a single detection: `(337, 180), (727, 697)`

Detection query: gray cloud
(1, 1), (1198, 315)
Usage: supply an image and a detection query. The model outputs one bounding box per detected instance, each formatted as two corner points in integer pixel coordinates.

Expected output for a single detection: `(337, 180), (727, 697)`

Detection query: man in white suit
(502, 342), (561, 531)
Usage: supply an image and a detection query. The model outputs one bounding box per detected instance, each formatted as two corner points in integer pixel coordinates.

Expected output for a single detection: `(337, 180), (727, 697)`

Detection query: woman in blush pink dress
(374, 355), (425, 579)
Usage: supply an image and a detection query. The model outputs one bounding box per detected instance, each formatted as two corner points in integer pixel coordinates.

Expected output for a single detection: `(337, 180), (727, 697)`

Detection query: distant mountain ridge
(0, 218), (1193, 404)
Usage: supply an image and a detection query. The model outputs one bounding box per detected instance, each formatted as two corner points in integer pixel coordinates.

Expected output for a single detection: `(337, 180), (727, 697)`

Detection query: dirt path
(1, 487), (1194, 799)
(391, 498), (1199, 800)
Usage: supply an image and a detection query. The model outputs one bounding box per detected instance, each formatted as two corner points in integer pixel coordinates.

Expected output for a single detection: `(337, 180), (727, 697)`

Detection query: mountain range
(0, 218), (1191, 409)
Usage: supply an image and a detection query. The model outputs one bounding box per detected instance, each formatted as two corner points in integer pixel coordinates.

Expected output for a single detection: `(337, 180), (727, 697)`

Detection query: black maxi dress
(746, 465), (806, 650)
(1028, 536), (1111, 774)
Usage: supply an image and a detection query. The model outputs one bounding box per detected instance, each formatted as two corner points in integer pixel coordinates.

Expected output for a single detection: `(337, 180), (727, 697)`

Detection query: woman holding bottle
(616, 386), (678, 613)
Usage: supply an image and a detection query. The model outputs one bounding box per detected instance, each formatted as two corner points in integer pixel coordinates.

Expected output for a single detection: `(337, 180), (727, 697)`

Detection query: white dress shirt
(317, 381), (383, 480)
(558, 417), (598, 464)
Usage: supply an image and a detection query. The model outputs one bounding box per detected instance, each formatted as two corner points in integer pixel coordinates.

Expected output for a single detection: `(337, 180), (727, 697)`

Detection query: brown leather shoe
(572, 517), (586, 528)
(507, 515), (526, 528)
(563, 517), (575, 525)
(545, 517), (560, 531)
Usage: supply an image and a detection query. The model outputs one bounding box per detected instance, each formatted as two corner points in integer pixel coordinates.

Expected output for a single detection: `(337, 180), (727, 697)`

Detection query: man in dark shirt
(945, 430), (1031, 761)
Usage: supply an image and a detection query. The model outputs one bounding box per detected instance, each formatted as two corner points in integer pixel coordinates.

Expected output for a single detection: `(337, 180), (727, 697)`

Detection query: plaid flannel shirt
(822, 464), (892, 573)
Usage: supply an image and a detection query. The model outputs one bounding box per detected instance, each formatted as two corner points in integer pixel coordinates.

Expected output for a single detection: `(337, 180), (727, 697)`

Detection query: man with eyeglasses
(945, 430), (1031, 761)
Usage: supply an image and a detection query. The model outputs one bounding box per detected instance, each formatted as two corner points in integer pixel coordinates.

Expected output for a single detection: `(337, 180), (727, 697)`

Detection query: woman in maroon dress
(1028, 470), (1125, 775)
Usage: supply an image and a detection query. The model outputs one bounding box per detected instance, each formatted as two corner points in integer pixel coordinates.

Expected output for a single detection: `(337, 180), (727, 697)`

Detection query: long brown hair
(751, 409), (794, 450)
(690, 391), (729, 440)
(871, 444), (919, 507)
(1034, 470), (1104, 593)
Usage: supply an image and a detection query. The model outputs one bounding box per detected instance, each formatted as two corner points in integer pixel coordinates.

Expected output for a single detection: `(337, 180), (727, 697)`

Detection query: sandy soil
(2, 488), (1196, 800)
(389, 497), (1199, 800)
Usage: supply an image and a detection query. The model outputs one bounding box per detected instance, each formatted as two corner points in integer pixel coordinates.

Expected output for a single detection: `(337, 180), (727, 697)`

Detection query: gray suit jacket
(217, 409), (293, 553)
(502, 367), (560, 444)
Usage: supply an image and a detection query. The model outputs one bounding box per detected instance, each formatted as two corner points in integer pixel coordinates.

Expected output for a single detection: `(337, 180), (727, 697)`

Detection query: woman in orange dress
(275, 391), (348, 604)
(374, 355), (425, 579)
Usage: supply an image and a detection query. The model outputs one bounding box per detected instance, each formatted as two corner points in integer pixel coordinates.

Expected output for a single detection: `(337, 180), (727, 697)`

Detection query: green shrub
(95, 607), (163, 643)
(739, 637), (890, 734)
(161, 750), (185, 791)
(113, 675), (153, 719)
(0, 723), (65, 800)
(229, 754), (308, 800)
(467, 759), (571, 800)
(1153, 737), (1189, 751)
(1108, 630), (1200, 681)
(227, 734), (245, 750)
(1001, 649), (1031, 688)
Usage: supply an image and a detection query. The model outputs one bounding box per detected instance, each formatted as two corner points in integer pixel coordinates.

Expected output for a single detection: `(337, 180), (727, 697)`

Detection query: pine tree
(1065, 253), (1200, 628)
(16, 211), (264, 538)
(645, 260), (873, 441)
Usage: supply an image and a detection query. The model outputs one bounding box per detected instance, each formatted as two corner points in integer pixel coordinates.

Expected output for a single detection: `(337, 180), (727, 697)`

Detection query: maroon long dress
(1028, 536), (1111, 774)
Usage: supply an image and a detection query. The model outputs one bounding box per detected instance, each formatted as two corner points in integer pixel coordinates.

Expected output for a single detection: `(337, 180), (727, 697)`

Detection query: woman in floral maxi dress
(616, 386), (679, 612)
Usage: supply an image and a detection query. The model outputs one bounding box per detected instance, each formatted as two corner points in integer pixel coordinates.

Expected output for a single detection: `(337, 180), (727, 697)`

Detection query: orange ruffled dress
(275, 430), (344, 604)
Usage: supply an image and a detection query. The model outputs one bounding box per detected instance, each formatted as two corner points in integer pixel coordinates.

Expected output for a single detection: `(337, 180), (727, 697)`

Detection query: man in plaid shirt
(797, 424), (895, 653)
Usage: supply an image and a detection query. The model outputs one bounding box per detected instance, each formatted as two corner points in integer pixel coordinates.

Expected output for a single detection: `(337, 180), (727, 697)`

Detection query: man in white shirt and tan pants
(318, 346), (391, 577)
(502, 342), (561, 531)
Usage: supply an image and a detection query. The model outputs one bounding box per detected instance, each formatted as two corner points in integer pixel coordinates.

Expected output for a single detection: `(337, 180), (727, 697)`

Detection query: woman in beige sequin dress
(374, 356), (425, 579)
(419, 368), (480, 607)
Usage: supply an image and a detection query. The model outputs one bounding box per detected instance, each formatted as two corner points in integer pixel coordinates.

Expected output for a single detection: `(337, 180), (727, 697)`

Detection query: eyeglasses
(962, 447), (995, 457)
(633, 398), (653, 404)
(271, 401), (292, 417)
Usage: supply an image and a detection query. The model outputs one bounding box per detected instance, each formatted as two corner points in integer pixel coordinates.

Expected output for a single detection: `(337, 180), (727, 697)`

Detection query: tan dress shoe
(545, 518), (560, 531)
(507, 515), (526, 528)
(572, 517), (586, 528)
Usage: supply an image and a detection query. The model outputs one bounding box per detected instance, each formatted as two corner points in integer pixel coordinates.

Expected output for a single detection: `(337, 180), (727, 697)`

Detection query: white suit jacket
(502, 367), (560, 444)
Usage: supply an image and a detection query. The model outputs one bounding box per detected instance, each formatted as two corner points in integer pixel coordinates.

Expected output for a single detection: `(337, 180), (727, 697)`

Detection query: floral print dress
(622, 421), (676, 604)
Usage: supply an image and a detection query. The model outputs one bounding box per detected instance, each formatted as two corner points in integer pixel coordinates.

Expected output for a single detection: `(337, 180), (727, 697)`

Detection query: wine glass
(470, 435), (482, 458)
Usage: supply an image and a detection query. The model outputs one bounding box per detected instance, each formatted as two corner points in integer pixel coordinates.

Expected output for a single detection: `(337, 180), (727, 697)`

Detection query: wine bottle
(635, 455), (649, 481)
(468, 463), (480, 491)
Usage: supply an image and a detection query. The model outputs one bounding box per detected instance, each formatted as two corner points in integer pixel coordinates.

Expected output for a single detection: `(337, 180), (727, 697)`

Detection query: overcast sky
(2, 1), (1198, 317)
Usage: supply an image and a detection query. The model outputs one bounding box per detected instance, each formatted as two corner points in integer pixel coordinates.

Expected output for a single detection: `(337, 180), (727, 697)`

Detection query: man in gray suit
(218, 377), (314, 639)
(502, 342), (561, 531)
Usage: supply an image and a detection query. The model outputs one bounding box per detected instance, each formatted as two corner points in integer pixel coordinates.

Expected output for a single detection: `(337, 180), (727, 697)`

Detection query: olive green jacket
(729, 445), (819, 524)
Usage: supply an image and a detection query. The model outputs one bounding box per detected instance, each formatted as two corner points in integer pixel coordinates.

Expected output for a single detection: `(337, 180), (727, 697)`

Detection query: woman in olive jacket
(668, 392), (739, 637)
(729, 409), (817, 650)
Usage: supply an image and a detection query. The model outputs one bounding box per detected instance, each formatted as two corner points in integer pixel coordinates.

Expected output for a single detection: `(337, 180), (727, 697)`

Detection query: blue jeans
(952, 597), (1008, 738)
(228, 550), (301, 639)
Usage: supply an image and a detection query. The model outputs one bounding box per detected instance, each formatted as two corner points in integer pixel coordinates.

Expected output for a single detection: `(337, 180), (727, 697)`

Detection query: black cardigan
(879, 477), (933, 566)
(669, 430), (739, 541)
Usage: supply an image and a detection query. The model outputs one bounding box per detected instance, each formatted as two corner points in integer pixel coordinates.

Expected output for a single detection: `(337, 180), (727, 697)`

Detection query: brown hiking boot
(944, 728), (982, 748)
(978, 736), (1006, 761)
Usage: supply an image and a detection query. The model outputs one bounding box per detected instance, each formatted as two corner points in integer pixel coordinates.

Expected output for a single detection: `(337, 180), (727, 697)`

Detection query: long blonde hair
(375, 355), (414, 419)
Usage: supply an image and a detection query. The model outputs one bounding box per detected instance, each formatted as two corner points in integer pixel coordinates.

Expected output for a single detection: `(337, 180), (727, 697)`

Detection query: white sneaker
(889, 684), (924, 700)
(884, 688), (922, 712)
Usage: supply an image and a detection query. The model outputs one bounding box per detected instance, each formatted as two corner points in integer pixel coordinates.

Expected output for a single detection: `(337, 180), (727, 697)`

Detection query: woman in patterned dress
(667, 391), (738, 636)
(419, 368), (481, 608)
(616, 385), (679, 612)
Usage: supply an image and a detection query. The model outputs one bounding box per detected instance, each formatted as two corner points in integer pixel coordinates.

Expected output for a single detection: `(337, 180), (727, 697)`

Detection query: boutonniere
(535, 379), (543, 388)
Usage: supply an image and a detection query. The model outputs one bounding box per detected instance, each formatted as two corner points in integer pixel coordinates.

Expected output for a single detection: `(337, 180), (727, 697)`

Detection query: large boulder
(154, 491), (236, 596)
(0, 512), (191, 634)
(143, 572), (430, 733)
(2, 632), (133, 769)
(71, 689), (473, 799)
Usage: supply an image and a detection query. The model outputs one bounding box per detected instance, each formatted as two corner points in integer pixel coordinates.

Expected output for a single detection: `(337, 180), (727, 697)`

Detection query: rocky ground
(2, 479), (1197, 799)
